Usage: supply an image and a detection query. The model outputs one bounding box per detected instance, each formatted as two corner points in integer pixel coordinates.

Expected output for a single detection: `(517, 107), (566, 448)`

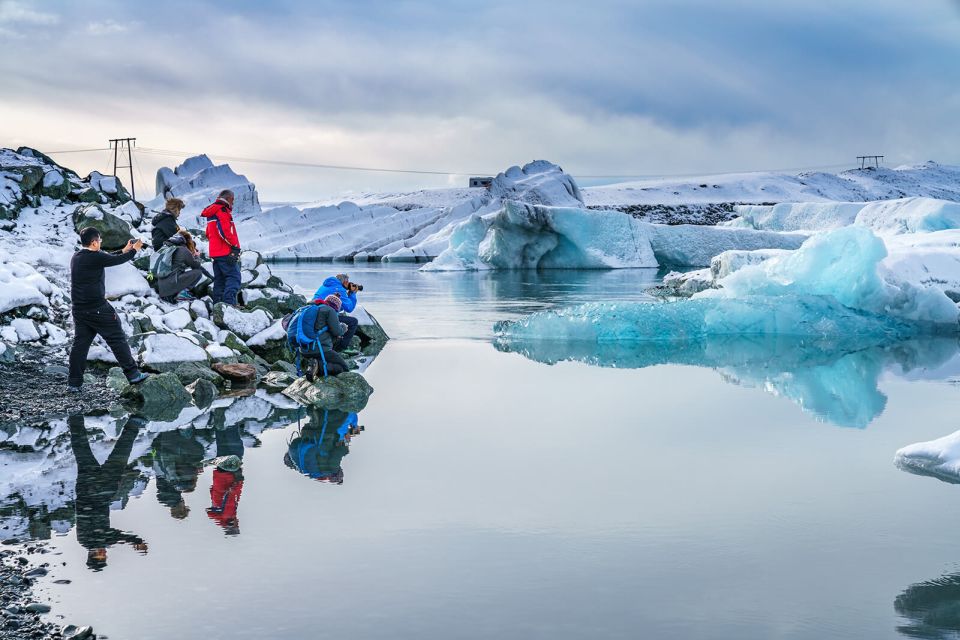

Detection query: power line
(44, 147), (112, 154)
(42, 144), (882, 181)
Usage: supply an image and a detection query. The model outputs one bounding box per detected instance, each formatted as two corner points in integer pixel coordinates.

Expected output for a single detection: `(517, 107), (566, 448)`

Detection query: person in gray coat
(158, 230), (206, 302)
(302, 294), (350, 380)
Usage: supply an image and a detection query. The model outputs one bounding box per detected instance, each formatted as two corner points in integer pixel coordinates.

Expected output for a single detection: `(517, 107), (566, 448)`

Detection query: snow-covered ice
(896, 430), (960, 483)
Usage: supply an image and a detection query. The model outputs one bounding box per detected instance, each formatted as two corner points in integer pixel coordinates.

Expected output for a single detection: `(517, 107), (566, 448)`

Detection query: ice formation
(424, 202), (658, 271)
(896, 430), (960, 483)
(496, 227), (959, 348)
(147, 154), (261, 227)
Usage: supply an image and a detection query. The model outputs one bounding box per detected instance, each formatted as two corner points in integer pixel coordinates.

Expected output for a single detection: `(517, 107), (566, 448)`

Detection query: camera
(348, 282), (364, 292)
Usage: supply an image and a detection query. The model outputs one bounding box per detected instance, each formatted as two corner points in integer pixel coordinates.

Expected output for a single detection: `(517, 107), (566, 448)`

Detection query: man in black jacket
(68, 227), (149, 391)
(151, 198), (184, 251)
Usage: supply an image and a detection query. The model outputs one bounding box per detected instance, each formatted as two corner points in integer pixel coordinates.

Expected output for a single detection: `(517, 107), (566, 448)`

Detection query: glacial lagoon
(7, 263), (960, 639)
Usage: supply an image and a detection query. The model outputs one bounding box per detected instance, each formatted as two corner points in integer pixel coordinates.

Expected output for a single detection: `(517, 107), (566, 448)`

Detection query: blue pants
(334, 314), (359, 351)
(212, 257), (242, 305)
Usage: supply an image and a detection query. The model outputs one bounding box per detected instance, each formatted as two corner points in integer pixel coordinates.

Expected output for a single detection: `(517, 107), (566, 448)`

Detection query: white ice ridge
(495, 226), (960, 342)
(896, 430), (960, 483)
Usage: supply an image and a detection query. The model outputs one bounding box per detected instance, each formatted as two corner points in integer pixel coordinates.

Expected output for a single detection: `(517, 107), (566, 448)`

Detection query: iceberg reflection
(895, 573), (960, 639)
(495, 335), (960, 428)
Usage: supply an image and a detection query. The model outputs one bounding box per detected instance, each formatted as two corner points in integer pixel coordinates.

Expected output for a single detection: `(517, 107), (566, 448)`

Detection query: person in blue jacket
(312, 273), (360, 352)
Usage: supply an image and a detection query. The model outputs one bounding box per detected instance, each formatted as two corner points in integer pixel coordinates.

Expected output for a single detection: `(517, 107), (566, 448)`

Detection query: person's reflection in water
(283, 408), (360, 485)
(205, 424), (246, 534)
(67, 413), (148, 571)
(895, 572), (960, 639)
(206, 454), (244, 535)
(150, 429), (205, 520)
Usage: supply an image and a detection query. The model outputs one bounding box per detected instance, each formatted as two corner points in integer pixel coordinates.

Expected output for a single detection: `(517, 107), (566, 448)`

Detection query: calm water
(12, 264), (960, 639)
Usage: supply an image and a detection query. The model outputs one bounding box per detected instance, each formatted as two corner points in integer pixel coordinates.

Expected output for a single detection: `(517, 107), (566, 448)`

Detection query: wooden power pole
(109, 138), (137, 200)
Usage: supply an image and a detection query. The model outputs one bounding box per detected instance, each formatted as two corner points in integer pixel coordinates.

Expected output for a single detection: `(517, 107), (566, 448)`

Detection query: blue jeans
(212, 257), (242, 305)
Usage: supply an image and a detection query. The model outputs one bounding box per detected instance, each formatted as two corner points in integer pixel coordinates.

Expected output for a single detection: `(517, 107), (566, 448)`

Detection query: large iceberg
(496, 227), (960, 344)
(424, 201), (658, 271)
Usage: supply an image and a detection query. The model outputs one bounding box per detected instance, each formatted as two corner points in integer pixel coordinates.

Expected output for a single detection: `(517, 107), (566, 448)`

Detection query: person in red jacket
(201, 189), (243, 305)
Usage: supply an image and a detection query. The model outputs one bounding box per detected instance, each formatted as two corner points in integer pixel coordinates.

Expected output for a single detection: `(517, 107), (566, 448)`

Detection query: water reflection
(896, 573), (960, 639)
(495, 336), (960, 428)
(0, 391), (306, 546)
(283, 407), (362, 484)
(68, 414), (148, 570)
(206, 454), (244, 535)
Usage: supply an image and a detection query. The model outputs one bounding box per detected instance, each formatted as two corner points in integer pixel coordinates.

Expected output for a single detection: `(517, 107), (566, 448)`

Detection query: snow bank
(424, 202), (657, 271)
(147, 154), (261, 227)
(896, 430), (960, 483)
(0, 259), (53, 312)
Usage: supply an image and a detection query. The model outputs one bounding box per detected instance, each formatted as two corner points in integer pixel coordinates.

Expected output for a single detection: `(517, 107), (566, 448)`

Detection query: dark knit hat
(324, 294), (342, 311)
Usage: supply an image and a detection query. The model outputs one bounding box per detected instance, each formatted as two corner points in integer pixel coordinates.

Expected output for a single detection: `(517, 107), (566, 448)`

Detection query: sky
(1, 0), (959, 201)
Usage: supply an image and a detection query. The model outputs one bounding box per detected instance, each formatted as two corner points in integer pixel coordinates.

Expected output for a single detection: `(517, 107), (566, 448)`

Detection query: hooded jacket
(151, 210), (179, 251)
(201, 198), (240, 258)
(312, 276), (357, 312)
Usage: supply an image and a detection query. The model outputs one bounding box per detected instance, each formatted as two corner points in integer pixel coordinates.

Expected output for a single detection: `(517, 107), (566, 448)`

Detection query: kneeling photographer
(311, 273), (363, 353)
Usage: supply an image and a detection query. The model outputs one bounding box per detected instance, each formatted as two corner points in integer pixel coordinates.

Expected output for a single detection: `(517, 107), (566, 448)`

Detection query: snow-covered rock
(215, 304), (273, 339)
(104, 261), (151, 298)
(140, 333), (209, 365)
(0, 259), (53, 313)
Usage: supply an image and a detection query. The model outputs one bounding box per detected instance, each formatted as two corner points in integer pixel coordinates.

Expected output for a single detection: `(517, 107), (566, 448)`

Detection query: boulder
(262, 370), (297, 391)
(222, 331), (257, 359)
(73, 203), (133, 250)
(139, 333), (209, 372)
(270, 359), (298, 375)
(357, 310), (390, 356)
(281, 372), (373, 413)
(246, 321), (289, 363)
(106, 367), (129, 393)
(186, 378), (218, 409)
(41, 169), (71, 199)
(122, 372), (192, 421)
(211, 362), (258, 385)
(173, 361), (224, 387)
(246, 292), (306, 318)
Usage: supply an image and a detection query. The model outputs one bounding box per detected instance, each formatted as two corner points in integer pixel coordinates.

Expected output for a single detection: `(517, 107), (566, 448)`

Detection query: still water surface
(25, 265), (960, 639)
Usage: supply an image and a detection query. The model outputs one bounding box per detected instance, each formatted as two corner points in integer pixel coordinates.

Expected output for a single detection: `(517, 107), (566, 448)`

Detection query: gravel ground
(0, 543), (94, 639)
(0, 347), (121, 428)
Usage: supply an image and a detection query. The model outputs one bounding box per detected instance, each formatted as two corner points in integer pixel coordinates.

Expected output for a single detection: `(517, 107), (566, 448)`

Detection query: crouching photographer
(311, 273), (362, 353)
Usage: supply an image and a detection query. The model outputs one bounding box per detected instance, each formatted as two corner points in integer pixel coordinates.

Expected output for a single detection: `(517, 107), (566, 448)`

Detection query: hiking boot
(127, 372), (149, 384)
(176, 290), (196, 302)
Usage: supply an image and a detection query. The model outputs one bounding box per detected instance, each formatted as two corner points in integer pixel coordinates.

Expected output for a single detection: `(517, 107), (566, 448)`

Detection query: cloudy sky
(1, 0), (958, 201)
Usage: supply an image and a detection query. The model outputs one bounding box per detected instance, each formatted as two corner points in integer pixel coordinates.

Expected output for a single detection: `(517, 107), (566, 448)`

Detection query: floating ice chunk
(855, 197), (960, 235)
(488, 160), (583, 207)
(711, 249), (791, 280)
(896, 430), (960, 483)
(700, 226), (959, 327)
(424, 202), (657, 271)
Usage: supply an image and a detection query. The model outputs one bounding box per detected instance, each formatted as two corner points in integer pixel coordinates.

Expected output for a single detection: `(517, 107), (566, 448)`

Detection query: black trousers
(68, 303), (138, 386)
(303, 347), (349, 377)
(334, 314), (359, 351)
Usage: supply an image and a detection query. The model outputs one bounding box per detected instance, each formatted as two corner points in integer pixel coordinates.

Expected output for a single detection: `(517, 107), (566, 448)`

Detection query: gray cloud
(1, 0), (958, 200)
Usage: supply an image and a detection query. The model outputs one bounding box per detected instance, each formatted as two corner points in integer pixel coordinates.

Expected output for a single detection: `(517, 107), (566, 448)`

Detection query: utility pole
(109, 138), (137, 201)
